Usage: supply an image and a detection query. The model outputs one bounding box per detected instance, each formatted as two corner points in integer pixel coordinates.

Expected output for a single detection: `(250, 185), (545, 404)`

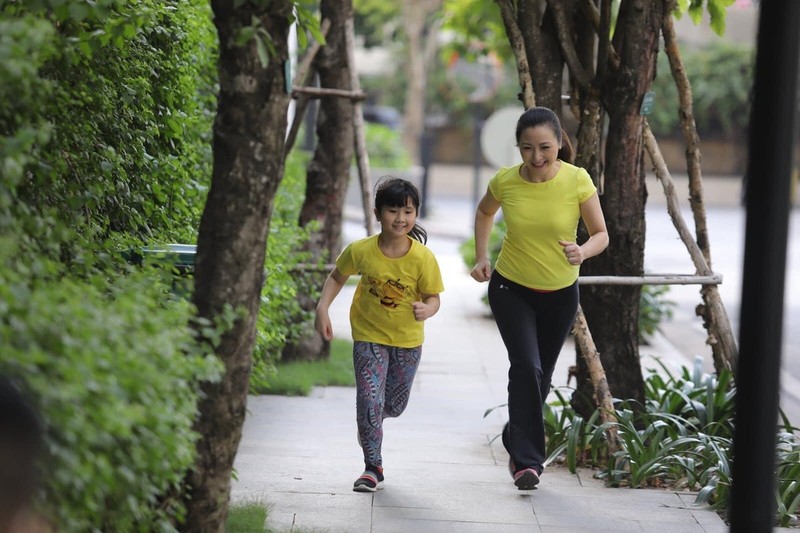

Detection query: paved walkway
(231, 167), (797, 531)
(231, 242), (733, 533)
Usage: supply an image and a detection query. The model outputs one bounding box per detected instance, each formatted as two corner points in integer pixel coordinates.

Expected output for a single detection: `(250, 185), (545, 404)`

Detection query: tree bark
(575, 0), (666, 416)
(282, 0), (356, 362)
(517, 0), (564, 112)
(183, 0), (293, 530)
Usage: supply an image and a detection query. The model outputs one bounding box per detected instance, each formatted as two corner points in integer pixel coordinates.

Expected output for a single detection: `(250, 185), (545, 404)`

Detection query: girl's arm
(471, 189), (501, 282)
(314, 267), (349, 341)
(559, 192), (609, 265)
(412, 293), (441, 322)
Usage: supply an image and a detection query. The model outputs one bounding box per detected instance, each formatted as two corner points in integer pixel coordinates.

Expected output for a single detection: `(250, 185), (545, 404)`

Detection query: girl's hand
(411, 301), (432, 321)
(470, 258), (492, 282)
(559, 240), (584, 265)
(314, 309), (333, 340)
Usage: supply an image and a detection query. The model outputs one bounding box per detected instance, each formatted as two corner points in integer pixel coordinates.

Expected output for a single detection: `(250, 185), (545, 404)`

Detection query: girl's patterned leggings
(353, 341), (422, 468)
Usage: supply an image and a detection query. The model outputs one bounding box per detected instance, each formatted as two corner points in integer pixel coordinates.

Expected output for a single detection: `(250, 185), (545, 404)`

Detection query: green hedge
(0, 244), (222, 530)
(0, 0), (217, 267)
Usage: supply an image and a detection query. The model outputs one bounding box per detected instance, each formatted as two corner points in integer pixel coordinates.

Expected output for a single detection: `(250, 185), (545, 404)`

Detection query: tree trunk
(517, 0), (563, 112)
(182, 1), (292, 530)
(282, 0), (355, 362)
(575, 0), (666, 416)
(401, 0), (441, 164)
(661, 8), (739, 375)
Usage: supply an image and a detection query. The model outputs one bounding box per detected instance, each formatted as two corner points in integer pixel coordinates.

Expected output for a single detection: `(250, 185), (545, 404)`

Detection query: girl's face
(518, 125), (561, 182)
(375, 197), (417, 239)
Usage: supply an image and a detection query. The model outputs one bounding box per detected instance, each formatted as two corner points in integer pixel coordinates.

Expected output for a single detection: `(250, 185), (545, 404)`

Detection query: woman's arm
(559, 192), (609, 265)
(314, 267), (349, 341)
(471, 189), (501, 282)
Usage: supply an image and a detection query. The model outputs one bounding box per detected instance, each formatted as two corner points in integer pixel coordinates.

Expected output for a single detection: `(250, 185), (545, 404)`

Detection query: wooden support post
(344, 16), (375, 236)
(284, 19), (330, 157)
(643, 121), (738, 375)
(572, 307), (619, 453)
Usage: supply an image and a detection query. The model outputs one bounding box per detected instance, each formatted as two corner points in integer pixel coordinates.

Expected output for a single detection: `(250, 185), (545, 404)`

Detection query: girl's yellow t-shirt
(335, 234), (444, 348)
(488, 161), (597, 291)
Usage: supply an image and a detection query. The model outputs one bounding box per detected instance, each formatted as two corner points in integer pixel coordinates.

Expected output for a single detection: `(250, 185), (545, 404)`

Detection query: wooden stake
(643, 121), (738, 375)
(572, 307), (619, 452)
(344, 16), (375, 236)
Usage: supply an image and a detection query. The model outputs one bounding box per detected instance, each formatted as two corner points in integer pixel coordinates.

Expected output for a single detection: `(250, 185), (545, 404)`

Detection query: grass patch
(226, 500), (268, 533)
(254, 338), (354, 396)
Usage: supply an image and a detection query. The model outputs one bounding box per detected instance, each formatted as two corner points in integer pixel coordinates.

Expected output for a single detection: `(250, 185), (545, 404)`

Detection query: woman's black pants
(488, 271), (579, 474)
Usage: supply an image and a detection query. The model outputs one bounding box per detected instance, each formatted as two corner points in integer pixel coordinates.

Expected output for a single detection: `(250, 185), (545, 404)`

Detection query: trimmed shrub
(0, 244), (222, 530)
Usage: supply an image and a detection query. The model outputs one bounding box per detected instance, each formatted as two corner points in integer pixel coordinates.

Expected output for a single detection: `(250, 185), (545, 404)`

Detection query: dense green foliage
(1, 0), (216, 266)
(0, 0), (225, 528)
(0, 243), (223, 530)
(540, 357), (800, 527)
(649, 42), (754, 140)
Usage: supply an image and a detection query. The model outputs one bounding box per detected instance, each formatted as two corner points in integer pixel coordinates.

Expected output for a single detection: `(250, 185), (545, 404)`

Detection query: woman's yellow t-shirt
(335, 234), (444, 348)
(488, 161), (597, 291)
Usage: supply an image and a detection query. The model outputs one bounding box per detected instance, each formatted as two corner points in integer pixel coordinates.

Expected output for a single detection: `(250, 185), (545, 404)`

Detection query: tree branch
(546, 0), (592, 89)
(495, 0), (536, 108)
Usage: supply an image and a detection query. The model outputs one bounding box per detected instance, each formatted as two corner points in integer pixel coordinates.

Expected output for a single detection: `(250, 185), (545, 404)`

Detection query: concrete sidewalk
(231, 241), (736, 533)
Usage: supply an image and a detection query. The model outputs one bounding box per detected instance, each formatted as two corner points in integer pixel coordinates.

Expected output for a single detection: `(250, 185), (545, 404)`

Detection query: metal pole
(419, 127), (432, 219)
(473, 107), (484, 211)
(730, 2), (800, 532)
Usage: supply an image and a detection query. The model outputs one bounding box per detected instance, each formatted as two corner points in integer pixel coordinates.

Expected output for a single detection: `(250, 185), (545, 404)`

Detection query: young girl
(314, 177), (444, 492)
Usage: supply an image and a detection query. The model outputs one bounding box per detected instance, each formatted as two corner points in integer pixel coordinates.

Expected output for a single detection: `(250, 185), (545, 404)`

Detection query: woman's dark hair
(374, 176), (428, 244)
(515, 106), (575, 163)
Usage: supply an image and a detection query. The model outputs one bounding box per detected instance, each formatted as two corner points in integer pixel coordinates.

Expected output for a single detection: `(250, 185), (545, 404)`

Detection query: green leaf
(235, 26), (256, 46)
(255, 34), (270, 68)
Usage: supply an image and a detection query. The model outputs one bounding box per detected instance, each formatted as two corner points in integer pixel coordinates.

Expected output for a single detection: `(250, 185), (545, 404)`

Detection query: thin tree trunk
(661, 7), (738, 375)
(642, 121), (737, 375)
(183, 1), (293, 529)
(282, 0), (355, 363)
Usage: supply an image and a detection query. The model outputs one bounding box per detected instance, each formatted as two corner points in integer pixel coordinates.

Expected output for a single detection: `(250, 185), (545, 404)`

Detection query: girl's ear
(373, 207), (379, 220)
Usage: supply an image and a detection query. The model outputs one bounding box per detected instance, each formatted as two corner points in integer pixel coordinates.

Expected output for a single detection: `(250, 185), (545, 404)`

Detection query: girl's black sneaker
(353, 466), (384, 492)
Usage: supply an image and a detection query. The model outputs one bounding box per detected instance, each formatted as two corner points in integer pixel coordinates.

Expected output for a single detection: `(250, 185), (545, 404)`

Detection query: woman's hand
(471, 258), (493, 282)
(559, 240), (584, 266)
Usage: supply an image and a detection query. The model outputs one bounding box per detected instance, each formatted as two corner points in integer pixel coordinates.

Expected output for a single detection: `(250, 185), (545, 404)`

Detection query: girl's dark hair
(374, 176), (428, 244)
(515, 106), (575, 163)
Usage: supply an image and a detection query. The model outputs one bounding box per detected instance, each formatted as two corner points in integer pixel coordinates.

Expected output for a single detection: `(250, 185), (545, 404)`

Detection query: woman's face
(518, 125), (561, 182)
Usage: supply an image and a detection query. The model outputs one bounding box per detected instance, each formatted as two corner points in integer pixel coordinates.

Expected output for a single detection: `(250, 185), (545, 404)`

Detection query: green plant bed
(253, 338), (355, 396)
